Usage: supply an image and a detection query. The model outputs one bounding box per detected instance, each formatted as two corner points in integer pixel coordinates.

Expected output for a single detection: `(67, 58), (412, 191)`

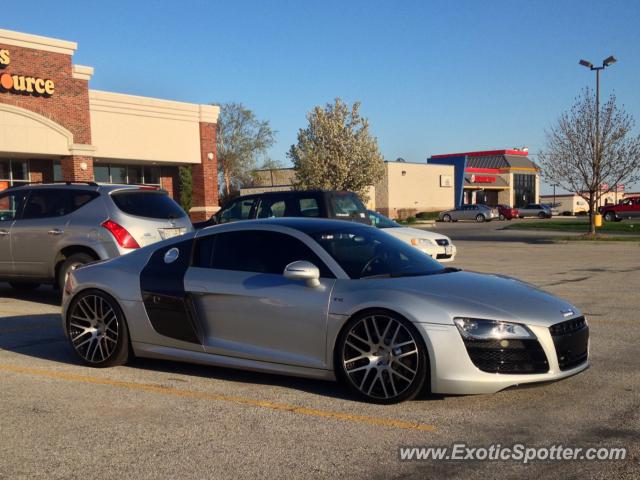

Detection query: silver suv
(0, 182), (192, 291)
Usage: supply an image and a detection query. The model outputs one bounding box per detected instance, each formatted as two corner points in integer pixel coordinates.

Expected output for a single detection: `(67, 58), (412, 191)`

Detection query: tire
(336, 310), (428, 404)
(442, 214), (452, 222)
(8, 282), (41, 291)
(519, 215), (524, 219)
(603, 211), (616, 222)
(65, 289), (129, 367)
(499, 214), (505, 221)
(476, 214), (485, 222)
(58, 253), (95, 291)
(538, 212), (547, 219)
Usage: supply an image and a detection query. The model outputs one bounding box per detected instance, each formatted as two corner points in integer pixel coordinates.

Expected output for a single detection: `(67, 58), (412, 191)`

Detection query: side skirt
(132, 341), (336, 381)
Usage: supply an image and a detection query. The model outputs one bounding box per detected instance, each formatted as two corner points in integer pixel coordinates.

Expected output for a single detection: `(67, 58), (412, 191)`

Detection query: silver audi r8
(62, 218), (589, 404)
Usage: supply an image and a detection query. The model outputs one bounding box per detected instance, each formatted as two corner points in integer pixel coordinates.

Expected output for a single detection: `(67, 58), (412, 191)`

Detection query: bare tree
(217, 103), (275, 200)
(539, 88), (640, 234)
(288, 98), (384, 201)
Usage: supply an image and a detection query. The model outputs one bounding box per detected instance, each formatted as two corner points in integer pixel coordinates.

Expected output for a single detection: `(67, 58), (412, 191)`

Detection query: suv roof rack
(51, 181), (99, 186)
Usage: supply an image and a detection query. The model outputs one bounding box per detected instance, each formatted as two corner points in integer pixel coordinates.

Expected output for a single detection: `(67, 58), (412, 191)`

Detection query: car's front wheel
(66, 289), (129, 367)
(476, 214), (486, 222)
(499, 214), (505, 221)
(336, 310), (428, 404)
(442, 214), (452, 222)
(603, 211), (616, 222)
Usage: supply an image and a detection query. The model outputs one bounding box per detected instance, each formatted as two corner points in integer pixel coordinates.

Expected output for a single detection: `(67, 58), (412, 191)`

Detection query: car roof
(204, 217), (373, 235)
(229, 190), (356, 200)
(6, 183), (161, 193)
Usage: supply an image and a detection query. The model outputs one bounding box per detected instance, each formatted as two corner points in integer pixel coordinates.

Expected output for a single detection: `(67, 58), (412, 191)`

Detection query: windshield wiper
(431, 267), (461, 275)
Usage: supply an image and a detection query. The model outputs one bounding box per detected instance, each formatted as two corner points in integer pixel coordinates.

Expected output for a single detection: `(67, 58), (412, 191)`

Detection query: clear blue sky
(5, 0), (640, 192)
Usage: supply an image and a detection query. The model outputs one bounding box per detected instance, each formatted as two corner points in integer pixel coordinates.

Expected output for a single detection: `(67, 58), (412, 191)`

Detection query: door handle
(0, 230), (8, 236)
(48, 229), (64, 236)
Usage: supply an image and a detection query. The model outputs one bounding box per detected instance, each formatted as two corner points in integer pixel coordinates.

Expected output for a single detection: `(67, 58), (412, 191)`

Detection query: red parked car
(599, 196), (640, 222)
(497, 204), (519, 220)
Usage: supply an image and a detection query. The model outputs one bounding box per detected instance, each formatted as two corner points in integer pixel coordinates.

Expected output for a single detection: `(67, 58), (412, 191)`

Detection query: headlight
(453, 318), (535, 340)
(410, 238), (435, 246)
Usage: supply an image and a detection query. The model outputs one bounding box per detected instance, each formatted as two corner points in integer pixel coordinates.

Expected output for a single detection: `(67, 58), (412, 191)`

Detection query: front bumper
(417, 322), (589, 395)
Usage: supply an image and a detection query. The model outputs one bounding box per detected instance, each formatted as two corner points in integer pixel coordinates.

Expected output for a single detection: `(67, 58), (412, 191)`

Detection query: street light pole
(579, 55), (617, 227)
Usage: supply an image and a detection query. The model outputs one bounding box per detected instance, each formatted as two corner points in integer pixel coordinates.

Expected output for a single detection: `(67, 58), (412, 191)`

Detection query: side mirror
(283, 260), (321, 287)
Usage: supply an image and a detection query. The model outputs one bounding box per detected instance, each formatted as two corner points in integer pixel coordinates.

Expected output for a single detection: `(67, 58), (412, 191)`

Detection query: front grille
(549, 316), (586, 336)
(435, 239), (449, 246)
(550, 317), (589, 371)
(462, 338), (549, 374)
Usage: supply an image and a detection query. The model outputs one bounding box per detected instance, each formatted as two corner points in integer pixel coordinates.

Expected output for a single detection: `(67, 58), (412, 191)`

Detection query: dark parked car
(497, 204), (519, 220)
(194, 190), (370, 228)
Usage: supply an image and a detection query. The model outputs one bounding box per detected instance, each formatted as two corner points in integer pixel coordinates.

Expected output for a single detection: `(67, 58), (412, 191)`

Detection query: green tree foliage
(540, 88), (640, 234)
(178, 166), (192, 213)
(288, 98), (384, 200)
(217, 102), (275, 199)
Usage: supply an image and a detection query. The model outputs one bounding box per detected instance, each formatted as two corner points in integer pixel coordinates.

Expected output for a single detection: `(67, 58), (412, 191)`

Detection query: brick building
(0, 28), (219, 221)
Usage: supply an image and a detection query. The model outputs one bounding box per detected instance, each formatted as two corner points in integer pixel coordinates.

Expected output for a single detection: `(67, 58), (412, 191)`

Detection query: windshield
(368, 210), (401, 228)
(310, 226), (444, 279)
(111, 190), (186, 220)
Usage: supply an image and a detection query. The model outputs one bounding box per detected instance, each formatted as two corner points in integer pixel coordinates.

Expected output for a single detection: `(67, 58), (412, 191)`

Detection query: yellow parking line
(0, 364), (436, 432)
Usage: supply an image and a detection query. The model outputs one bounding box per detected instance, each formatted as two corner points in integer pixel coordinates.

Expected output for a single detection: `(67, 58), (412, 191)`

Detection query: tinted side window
(330, 193), (366, 218)
(68, 190), (99, 214)
(257, 198), (286, 218)
(22, 189), (69, 219)
(0, 190), (28, 221)
(219, 198), (256, 223)
(299, 197), (320, 217)
(194, 230), (334, 278)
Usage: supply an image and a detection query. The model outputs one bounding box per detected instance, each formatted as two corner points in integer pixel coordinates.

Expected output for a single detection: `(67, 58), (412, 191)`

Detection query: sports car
(62, 218), (589, 404)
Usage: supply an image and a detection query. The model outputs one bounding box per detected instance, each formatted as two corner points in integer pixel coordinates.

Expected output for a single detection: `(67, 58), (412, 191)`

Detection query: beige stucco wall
(90, 90), (219, 164)
(376, 162), (455, 218)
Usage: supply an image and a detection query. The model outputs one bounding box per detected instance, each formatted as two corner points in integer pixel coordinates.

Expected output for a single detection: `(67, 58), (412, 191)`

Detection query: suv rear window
(111, 190), (186, 219)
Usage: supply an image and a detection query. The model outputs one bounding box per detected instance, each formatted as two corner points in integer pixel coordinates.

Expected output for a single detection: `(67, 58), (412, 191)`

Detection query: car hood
(385, 271), (580, 327)
(383, 226), (444, 241)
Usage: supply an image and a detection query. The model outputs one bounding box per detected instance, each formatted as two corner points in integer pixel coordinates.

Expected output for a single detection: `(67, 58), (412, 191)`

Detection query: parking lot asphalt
(1, 230), (639, 479)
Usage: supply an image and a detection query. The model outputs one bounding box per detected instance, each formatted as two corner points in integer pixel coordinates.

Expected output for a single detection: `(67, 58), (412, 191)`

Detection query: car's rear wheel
(58, 253), (95, 291)
(476, 214), (485, 222)
(499, 214), (505, 221)
(603, 211), (616, 222)
(442, 214), (452, 222)
(8, 282), (41, 291)
(538, 212), (547, 219)
(336, 310), (428, 404)
(66, 289), (129, 367)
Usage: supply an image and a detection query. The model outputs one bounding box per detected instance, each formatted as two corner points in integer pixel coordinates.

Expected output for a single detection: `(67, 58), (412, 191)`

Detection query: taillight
(101, 220), (140, 249)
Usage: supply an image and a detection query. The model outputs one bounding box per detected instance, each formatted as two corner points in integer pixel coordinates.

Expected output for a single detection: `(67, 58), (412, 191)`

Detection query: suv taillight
(101, 220), (140, 249)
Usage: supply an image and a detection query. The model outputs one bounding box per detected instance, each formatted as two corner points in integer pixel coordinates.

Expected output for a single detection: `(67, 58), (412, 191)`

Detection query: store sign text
(470, 175), (496, 183)
(0, 49), (55, 97)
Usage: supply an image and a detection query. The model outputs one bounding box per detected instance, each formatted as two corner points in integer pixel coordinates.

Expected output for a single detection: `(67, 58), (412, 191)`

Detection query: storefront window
(514, 174), (536, 208)
(0, 159), (30, 191)
(110, 166), (127, 184)
(143, 166), (160, 185)
(53, 161), (62, 182)
(94, 165), (110, 183)
(91, 163), (162, 186)
(128, 166), (143, 184)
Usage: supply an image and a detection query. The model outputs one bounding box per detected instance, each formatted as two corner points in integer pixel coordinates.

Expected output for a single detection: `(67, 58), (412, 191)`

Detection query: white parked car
(368, 210), (456, 262)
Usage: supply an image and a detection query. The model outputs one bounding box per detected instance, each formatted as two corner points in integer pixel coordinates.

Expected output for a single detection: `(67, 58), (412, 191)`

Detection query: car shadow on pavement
(1, 312), (416, 403)
(0, 284), (61, 307)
